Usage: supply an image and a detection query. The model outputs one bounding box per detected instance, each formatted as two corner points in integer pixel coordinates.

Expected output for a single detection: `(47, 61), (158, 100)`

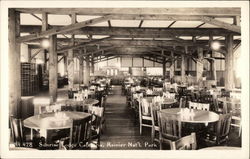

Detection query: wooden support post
(64, 55), (67, 76)
(162, 50), (166, 79)
(181, 54), (185, 82)
(170, 51), (175, 80)
(27, 45), (31, 62)
(79, 52), (84, 84)
(84, 55), (90, 86)
(163, 58), (166, 79)
(67, 13), (76, 89)
(91, 56), (94, 74)
(49, 35), (57, 103)
(225, 34), (234, 90)
(44, 50), (47, 72)
(67, 48), (74, 89)
(42, 13), (48, 31)
(196, 47), (204, 82)
(210, 59), (217, 82)
(9, 9), (21, 118)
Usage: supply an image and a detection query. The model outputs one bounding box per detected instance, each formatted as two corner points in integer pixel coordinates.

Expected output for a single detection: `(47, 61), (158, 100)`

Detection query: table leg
(30, 128), (33, 140)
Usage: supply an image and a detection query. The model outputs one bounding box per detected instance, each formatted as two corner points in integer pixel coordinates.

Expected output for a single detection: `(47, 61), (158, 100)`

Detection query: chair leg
(151, 127), (155, 143)
(159, 140), (163, 150)
(140, 124), (142, 135)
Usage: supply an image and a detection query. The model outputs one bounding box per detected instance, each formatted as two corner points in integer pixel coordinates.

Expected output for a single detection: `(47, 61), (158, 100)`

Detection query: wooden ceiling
(16, 8), (241, 63)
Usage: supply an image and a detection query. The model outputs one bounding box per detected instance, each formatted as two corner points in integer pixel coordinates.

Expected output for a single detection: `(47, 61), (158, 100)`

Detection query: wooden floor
(100, 85), (157, 150)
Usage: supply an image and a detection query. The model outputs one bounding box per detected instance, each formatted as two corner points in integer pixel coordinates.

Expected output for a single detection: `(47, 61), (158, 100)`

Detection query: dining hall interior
(4, 7), (248, 153)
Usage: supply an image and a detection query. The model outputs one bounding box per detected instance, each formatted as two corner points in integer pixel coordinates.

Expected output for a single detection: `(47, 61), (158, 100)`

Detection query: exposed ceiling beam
(196, 22), (206, 28)
(20, 25), (240, 36)
(167, 21), (176, 28)
(94, 55), (118, 64)
(83, 46), (117, 56)
(31, 48), (43, 60)
(17, 15), (114, 42)
(138, 20), (144, 28)
(57, 36), (114, 53)
(108, 20), (112, 28)
(201, 16), (241, 33)
(16, 8), (240, 16)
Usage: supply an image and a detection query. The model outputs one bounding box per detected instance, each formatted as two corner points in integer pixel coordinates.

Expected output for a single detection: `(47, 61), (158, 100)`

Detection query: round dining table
(160, 108), (219, 124)
(200, 146), (241, 150)
(23, 111), (91, 142)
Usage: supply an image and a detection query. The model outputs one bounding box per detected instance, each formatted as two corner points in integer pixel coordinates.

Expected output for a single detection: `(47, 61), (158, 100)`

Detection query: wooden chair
(189, 101), (210, 111)
(39, 104), (62, 114)
(179, 96), (186, 108)
(222, 100), (241, 137)
(151, 102), (161, 143)
(157, 111), (182, 150)
(153, 87), (163, 92)
(88, 106), (104, 149)
(60, 116), (92, 150)
(138, 98), (154, 137)
(170, 132), (197, 150)
(9, 116), (38, 148)
(203, 113), (232, 146)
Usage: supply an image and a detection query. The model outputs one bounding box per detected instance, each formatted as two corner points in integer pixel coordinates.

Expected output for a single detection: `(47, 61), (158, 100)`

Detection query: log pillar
(67, 13), (76, 89)
(91, 56), (95, 74)
(169, 51), (175, 80)
(27, 45), (32, 63)
(163, 57), (166, 79)
(210, 59), (217, 81)
(196, 47), (204, 82)
(67, 48), (74, 89)
(84, 55), (90, 86)
(181, 54), (185, 82)
(79, 55), (84, 84)
(64, 55), (67, 76)
(9, 9), (21, 118)
(49, 35), (57, 103)
(162, 50), (166, 79)
(225, 34), (234, 90)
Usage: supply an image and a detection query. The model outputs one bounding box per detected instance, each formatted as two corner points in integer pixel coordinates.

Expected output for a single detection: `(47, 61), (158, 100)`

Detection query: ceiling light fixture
(211, 41), (221, 51)
(41, 39), (50, 49)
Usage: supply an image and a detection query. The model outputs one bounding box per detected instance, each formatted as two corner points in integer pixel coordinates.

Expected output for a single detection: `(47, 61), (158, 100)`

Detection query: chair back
(158, 111), (181, 140)
(88, 106), (104, 134)
(140, 98), (152, 117)
(69, 116), (92, 146)
(170, 132), (197, 150)
(39, 104), (62, 114)
(153, 87), (163, 92)
(151, 102), (161, 127)
(189, 101), (210, 111)
(179, 97), (186, 108)
(215, 113), (232, 144)
(10, 116), (24, 147)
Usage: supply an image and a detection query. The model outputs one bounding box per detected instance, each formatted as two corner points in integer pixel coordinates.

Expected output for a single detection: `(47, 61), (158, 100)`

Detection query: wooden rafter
(20, 25), (240, 36)
(138, 20), (144, 28)
(17, 15), (114, 42)
(201, 16), (241, 33)
(94, 55), (118, 63)
(167, 21), (176, 28)
(31, 48), (43, 60)
(57, 56), (64, 63)
(108, 20), (112, 28)
(57, 36), (114, 53)
(16, 8), (240, 16)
